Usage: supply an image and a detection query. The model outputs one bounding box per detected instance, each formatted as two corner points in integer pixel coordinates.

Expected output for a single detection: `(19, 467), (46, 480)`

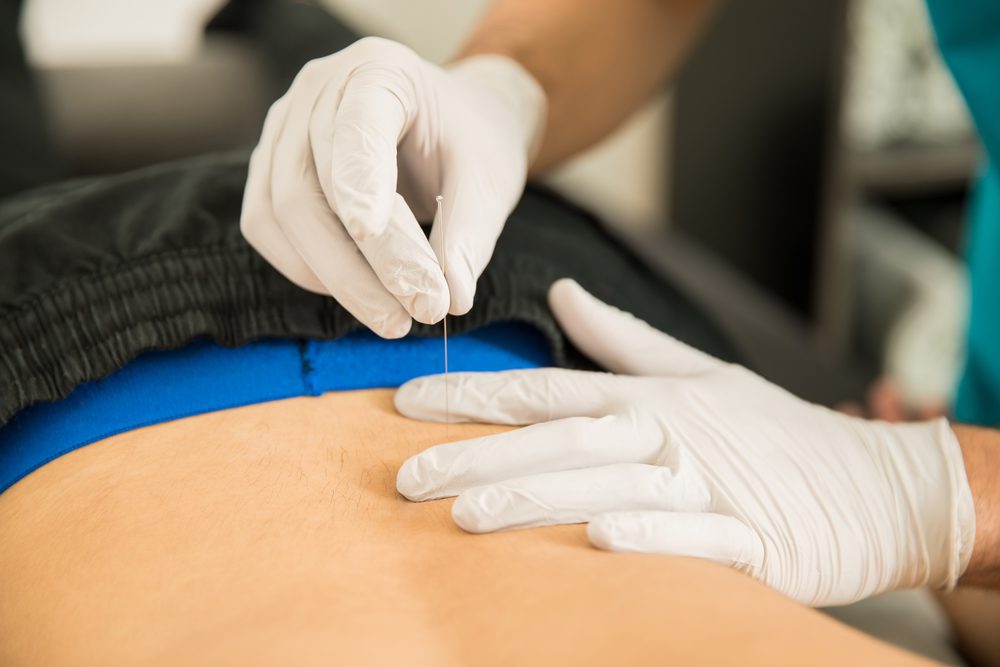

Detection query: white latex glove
(241, 37), (546, 338)
(394, 279), (976, 607)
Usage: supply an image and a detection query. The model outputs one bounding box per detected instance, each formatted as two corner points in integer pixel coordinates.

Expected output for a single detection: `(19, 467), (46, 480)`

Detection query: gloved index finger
(396, 413), (667, 502)
(394, 368), (630, 425)
(353, 194), (450, 324)
(269, 76), (412, 338)
(311, 72), (448, 325)
(313, 68), (411, 241)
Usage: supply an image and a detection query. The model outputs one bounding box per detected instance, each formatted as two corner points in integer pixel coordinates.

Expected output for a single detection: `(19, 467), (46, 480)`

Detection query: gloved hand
(394, 279), (976, 607)
(241, 37), (546, 338)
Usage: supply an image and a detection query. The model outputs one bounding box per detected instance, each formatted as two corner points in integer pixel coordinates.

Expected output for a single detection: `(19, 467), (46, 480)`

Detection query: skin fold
(0, 389), (933, 666)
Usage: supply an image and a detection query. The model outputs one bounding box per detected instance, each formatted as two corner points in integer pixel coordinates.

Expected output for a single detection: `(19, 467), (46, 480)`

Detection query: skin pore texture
(0, 389), (935, 666)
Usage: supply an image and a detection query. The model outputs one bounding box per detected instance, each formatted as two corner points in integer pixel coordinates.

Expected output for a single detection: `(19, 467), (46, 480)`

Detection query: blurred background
(8, 0), (994, 663)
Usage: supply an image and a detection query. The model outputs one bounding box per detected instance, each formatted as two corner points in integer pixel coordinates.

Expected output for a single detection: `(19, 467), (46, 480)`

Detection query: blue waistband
(0, 321), (552, 493)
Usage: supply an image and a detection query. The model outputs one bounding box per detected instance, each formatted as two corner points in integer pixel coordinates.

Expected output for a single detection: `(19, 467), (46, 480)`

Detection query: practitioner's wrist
(954, 424), (1000, 588)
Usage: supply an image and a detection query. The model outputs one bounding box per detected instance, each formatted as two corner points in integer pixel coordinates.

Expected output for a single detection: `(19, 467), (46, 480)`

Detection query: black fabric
(0, 150), (737, 426)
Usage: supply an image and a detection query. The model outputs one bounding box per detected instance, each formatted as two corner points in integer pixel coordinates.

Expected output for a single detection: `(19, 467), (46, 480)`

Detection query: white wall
(22, 0), (227, 65)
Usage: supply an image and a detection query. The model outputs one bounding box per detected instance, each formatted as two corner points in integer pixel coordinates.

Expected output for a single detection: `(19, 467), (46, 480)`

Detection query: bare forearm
(955, 424), (1000, 587)
(456, 0), (718, 172)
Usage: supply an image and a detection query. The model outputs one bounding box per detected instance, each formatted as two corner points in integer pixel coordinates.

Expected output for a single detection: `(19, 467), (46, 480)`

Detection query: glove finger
(588, 511), (764, 574)
(352, 193), (450, 324)
(241, 96), (327, 294)
(309, 74), (447, 324)
(451, 464), (711, 533)
(270, 94), (412, 339)
(395, 368), (631, 425)
(548, 278), (722, 377)
(320, 68), (411, 240)
(397, 413), (665, 502)
(429, 154), (523, 315)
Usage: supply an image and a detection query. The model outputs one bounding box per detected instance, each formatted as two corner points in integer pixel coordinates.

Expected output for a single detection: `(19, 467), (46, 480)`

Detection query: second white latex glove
(394, 279), (976, 607)
(241, 37), (546, 337)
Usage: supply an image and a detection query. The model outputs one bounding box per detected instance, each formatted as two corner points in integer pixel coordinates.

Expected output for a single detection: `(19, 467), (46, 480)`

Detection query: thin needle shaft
(435, 195), (449, 438)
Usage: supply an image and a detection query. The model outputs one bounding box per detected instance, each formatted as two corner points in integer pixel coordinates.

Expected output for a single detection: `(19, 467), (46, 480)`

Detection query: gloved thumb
(588, 511), (764, 574)
(547, 279), (722, 377)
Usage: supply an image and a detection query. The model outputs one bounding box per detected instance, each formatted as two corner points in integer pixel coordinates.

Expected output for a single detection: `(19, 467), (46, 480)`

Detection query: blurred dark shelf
(848, 139), (979, 197)
(878, 190), (969, 256)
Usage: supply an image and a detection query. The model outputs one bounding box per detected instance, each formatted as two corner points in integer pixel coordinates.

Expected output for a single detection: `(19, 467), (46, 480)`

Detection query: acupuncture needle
(434, 195), (450, 437)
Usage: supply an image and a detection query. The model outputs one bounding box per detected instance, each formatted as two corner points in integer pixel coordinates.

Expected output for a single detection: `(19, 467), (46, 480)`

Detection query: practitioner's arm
(459, 0), (719, 172)
(934, 427), (1000, 666)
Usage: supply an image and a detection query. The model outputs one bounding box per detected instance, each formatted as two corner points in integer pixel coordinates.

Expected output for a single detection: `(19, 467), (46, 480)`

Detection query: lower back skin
(0, 389), (932, 666)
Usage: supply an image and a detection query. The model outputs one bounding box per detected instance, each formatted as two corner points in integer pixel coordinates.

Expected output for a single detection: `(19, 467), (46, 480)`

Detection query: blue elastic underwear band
(0, 321), (552, 494)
